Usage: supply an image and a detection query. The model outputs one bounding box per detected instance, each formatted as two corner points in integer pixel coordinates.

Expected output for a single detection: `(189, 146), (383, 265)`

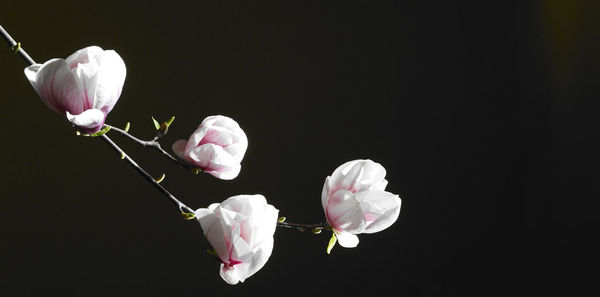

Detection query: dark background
(1, 1), (599, 296)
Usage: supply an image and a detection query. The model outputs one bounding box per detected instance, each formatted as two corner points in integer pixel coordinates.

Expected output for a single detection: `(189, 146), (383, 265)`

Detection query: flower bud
(172, 115), (248, 180)
(24, 46), (126, 133)
(195, 194), (278, 284)
(321, 159), (401, 249)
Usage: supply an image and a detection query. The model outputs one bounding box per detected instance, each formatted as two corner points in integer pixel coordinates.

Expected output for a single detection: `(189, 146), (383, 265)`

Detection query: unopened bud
(181, 212), (196, 220)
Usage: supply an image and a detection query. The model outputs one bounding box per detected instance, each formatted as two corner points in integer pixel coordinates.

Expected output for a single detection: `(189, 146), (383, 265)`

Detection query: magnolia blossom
(195, 194), (278, 285)
(172, 115), (248, 180)
(24, 46), (126, 134)
(322, 159), (401, 249)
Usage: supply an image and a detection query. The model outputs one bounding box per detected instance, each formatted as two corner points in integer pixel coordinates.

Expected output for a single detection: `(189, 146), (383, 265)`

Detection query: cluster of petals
(195, 194), (278, 284)
(322, 159), (401, 248)
(172, 115), (247, 180)
(24, 46), (126, 134)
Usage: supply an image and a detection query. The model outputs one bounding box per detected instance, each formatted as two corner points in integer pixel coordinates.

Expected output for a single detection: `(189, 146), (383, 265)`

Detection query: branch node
(11, 42), (20, 53)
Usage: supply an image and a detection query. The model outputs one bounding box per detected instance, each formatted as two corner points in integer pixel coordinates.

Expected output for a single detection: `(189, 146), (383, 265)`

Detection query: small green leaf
(86, 125), (111, 137)
(206, 249), (219, 257)
(277, 217), (286, 223)
(326, 231), (337, 254)
(181, 212), (196, 220)
(312, 228), (322, 234)
(165, 116), (175, 127)
(154, 173), (166, 183)
(152, 116), (160, 130)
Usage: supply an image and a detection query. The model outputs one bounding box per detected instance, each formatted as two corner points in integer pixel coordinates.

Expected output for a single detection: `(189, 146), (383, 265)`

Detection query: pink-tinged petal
(66, 109), (105, 133)
(188, 144), (238, 172)
(328, 160), (359, 194)
(200, 126), (236, 146)
(206, 164), (241, 180)
(220, 236), (273, 284)
(227, 218), (253, 262)
(355, 189), (402, 234)
(185, 144), (215, 168)
(363, 205), (401, 234)
(171, 140), (187, 160)
(198, 195), (277, 285)
(184, 125), (209, 152)
(339, 161), (364, 192)
(220, 264), (241, 285)
(25, 59), (85, 116)
(326, 190), (366, 233)
(90, 50), (126, 114)
(206, 146), (238, 170)
(177, 115), (248, 179)
(196, 207), (230, 264)
(67, 46), (104, 111)
(327, 160), (388, 194)
(335, 231), (359, 248)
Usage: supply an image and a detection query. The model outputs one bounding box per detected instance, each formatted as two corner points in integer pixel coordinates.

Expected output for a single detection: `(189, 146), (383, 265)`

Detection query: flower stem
(0, 25), (36, 65)
(276, 221), (329, 232)
(99, 134), (195, 214)
(105, 124), (196, 172)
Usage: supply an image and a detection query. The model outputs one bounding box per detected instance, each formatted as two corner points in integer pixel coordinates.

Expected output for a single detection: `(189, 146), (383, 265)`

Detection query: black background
(1, 1), (599, 296)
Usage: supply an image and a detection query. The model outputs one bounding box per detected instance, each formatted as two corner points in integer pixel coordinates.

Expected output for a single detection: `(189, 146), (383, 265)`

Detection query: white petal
(358, 190), (401, 234)
(328, 160), (387, 194)
(189, 144), (238, 172)
(220, 194), (267, 217)
(65, 46), (104, 68)
(321, 177), (331, 211)
(335, 231), (359, 248)
(240, 237), (274, 281)
(247, 204), (278, 249)
(195, 207), (229, 264)
(184, 125), (209, 153)
(66, 109), (105, 131)
(206, 164), (241, 180)
(91, 50), (126, 113)
(338, 160), (363, 191)
(223, 140), (248, 163)
(355, 160), (387, 191)
(220, 264), (241, 285)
